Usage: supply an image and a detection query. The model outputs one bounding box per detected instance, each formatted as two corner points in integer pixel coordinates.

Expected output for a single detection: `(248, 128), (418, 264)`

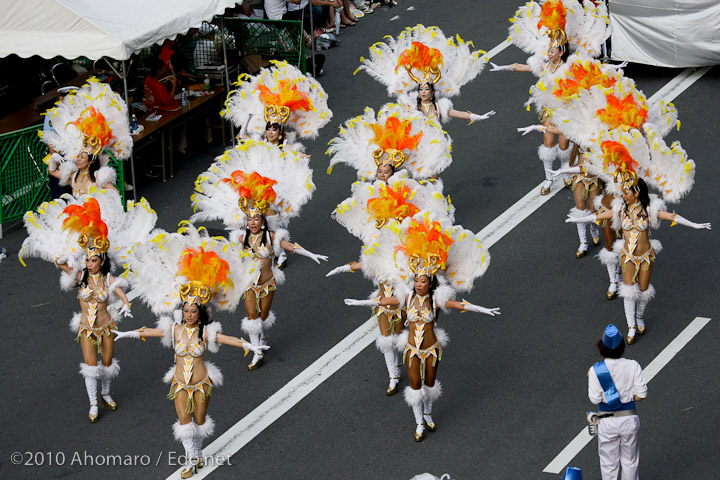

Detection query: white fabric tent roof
(609, 0), (720, 68)
(0, 0), (239, 60)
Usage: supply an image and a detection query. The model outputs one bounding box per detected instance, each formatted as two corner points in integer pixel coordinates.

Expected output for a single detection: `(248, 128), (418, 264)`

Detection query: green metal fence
(223, 17), (306, 74)
(0, 125), (125, 235)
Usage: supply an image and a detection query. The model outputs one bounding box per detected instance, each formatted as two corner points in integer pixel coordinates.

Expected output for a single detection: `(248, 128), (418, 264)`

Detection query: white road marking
(542, 317), (712, 474)
(647, 66), (712, 104)
(163, 56), (712, 479)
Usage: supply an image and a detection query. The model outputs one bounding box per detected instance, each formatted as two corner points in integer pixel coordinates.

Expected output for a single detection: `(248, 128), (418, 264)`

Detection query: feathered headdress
(256, 79), (313, 125)
(395, 217), (454, 278)
(396, 41), (444, 85)
(366, 183), (420, 228)
(176, 247), (233, 306)
(71, 106), (113, 157)
(538, 0), (568, 49)
(219, 170), (278, 217)
(600, 140), (639, 189)
(62, 198), (109, 258)
(370, 116), (423, 169)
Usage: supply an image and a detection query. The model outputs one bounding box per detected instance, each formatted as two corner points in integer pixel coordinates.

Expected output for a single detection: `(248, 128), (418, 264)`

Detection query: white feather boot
(538, 145), (557, 195)
(404, 387), (426, 442)
(194, 416), (215, 469)
(80, 363), (101, 423)
(100, 358), (120, 411)
(557, 145), (572, 188)
(635, 285), (655, 335)
(173, 421), (198, 478)
(376, 334), (400, 395)
(619, 283), (640, 344)
(422, 381), (442, 432)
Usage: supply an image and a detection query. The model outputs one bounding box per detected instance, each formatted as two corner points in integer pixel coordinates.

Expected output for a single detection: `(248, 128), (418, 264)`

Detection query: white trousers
(598, 415), (640, 480)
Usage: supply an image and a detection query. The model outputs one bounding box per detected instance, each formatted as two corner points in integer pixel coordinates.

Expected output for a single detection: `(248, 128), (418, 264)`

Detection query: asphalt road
(1, 1), (718, 479)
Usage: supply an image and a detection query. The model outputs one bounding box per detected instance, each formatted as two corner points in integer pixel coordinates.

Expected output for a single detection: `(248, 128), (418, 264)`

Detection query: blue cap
(561, 467), (582, 480)
(602, 324), (622, 349)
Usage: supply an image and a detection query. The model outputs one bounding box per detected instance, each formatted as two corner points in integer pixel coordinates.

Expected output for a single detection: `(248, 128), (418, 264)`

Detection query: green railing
(0, 125), (125, 232)
(223, 17), (306, 74)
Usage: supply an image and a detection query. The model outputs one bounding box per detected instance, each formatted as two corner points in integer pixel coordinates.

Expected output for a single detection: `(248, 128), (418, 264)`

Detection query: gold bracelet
(512, 63), (517, 72)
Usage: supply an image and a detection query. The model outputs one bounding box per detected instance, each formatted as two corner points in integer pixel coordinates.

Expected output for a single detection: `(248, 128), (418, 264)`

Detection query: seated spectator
(193, 24), (222, 68)
(264, 0), (287, 20)
(143, 57), (180, 111)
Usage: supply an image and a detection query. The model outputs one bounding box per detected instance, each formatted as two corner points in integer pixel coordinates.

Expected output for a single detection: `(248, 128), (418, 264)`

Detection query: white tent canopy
(0, 0), (239, 60)
(609, 0), (720, 68)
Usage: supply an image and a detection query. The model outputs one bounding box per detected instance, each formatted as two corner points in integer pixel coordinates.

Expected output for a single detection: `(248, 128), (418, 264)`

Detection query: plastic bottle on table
(131, 114), (138, 132)
(181, 88), (188, 107)
(204, 74), (211, 92)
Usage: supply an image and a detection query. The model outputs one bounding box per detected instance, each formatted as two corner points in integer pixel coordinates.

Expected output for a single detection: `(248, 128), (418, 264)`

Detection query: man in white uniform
(588, 324), (648, 480)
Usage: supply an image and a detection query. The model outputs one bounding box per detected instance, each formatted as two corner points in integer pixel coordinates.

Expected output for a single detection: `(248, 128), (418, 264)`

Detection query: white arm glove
(546, 166), (581, 177)
(112, 329), (142, 340)
(48, 153), (64, 172)
(565, 213), (597, 224)
(610, 61), (628, 71)
(672, 215), (711, 230)
(326, 264), (353, 277)
(469, 110), (496, 123)
(517, 125), (546, 136)
(119, 303), (133, 318)
(344, 298), (380, 307)
(242, 340), (270, 355)
(293, 243), (328, 264)
(489, 62), (514, 72)
(460, 300), (501, 316)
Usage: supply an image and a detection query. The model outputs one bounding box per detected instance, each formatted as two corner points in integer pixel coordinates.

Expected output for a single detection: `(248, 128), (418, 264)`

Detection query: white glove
(517, 125), (546, 136)
(48, 153), (64, 172)
(112, 329), (141, 340)
(672, 215), (711, 230)
(326, 264), (353, 277)
(469, 110), (495, 123)
(119, 303), (133, 318)
(489, 62), (513, 72)
(344, 298), (380, 307)
(56, 254), (77, 269)
(546, 166), (581, 177)
(55, 254), (69, 265)
(293, 244), (328, 264)
(243, 341), (270, 355)
(565, 213), (597, 224)
(611, 61), (628, 70)
(461, 300), (501, 316)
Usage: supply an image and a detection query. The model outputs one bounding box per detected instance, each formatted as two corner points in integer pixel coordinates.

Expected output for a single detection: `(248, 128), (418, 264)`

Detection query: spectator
(143, 57), (180, 111)
(264, 0), (287, 20)
(193, 24), (222, 68)
(43, 85), (77, 198)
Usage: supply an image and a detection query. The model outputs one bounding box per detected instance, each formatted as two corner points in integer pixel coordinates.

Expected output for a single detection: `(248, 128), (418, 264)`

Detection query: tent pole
(309, 2), (316, 77)
(122, 59), (138, 202)
(220, 16), (235, 147)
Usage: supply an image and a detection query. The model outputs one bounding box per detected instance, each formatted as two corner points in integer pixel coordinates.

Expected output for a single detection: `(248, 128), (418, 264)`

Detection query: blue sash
(593, 361), (636, 412)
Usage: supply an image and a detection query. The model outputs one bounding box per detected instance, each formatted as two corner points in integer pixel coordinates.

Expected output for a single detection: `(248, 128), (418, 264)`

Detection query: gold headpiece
(178, 281), (212, 306)
(264, 105), (291, 125)
(396, 42), (443, 85)
(408, 254), (443, 278)
(70, 106), (112, 157)
(372, 148), (406, 169)
(256, 79), (313, 126)
(61, 198), (109, 258)
(78, 233), (110, 258)
(219, 170), (277, 218)
(548, 28), (568, 50)
(600, 140), (639, 190)
(370, 117), (423, 171)
(79, 135), (103, 157)
(176, 247), (232, 307)
(395, 217), (453, 279)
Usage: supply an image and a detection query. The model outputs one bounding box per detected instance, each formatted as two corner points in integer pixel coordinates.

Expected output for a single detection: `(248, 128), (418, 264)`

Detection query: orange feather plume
(177, 247), (232, 293)
(256, 79), (312, 112)
(61, 198), (108, 241)
(553, 61), (617, 99)
(370, 116), (423, 152)
(396, 41), (443, 73)
(220, 170), (277, 211)
(597, 93), (648, 131)
(538, 0), (567, 31)
(366, 184), (420, 227)
(396, 217), (453, 270)
(71, 107), (113, 147)
(601, 140), (639, 174)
